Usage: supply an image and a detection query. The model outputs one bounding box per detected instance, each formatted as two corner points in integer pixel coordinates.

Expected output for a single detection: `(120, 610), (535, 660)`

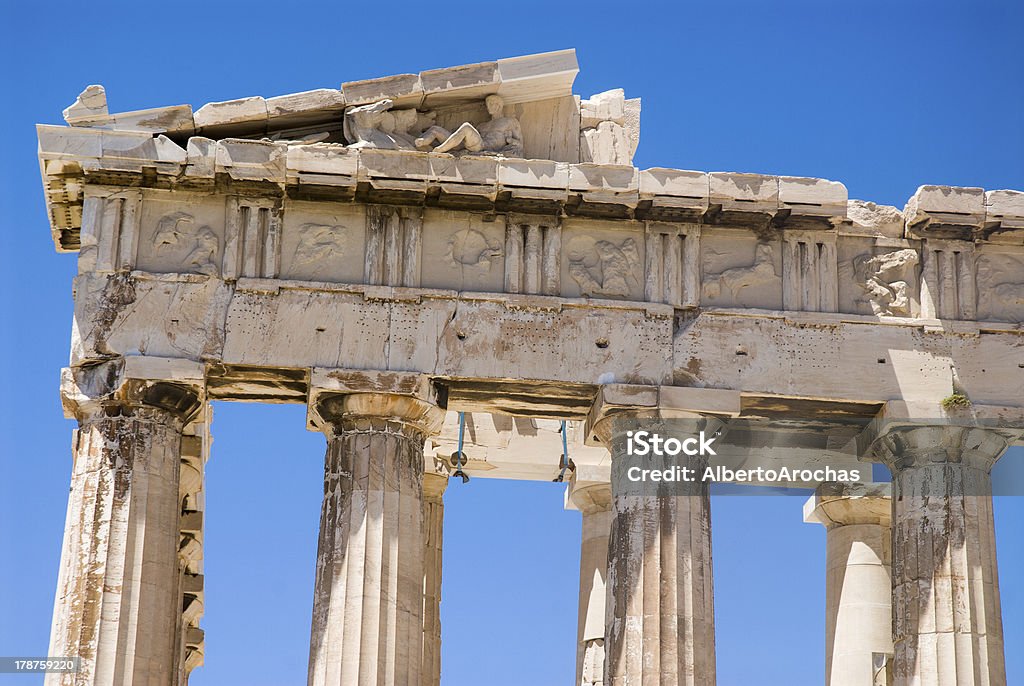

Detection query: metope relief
(447, 229), (502, 277)
(852, 249), (919, 317)
(976, 249), (1024, 323)
(702, 240), (782, 309)
(421, 210), (505, 292)
(279, 202), (366, 284)
(151, 212), (220, 277)
(565, 235), (641, 298)
(289, 224), (349, 280)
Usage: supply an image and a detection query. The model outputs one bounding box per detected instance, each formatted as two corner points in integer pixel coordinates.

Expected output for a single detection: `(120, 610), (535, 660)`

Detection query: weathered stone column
(307, 392), (445, 686)
(47, 368), (202, 686)
(568, 477), (613, 686)
(421, 463), (448, 686)
(591, 403), (717, 686)
(804, 483), (893, 686)
(871, 425), (1017, 686)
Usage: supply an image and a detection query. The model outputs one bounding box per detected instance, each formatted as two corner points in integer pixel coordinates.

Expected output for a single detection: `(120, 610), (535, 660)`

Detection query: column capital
(584, 384), (727, 447)
(60, 359), (205, 425)
(867, 424), (1019, 473)
(803, 483), (891, 529)
(568, 482), (612, 515)
(423, 458), (450, 502)
(307, 368), (445, 437)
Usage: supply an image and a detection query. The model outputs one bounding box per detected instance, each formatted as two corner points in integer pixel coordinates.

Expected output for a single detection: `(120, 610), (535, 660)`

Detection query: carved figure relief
(566, 235), (640, 297)
(423, 95), (523, 158)
(976, 253), (1024, 321)
(292, 223), (348, 278)
(152, 211), (219, 276)
(344, 95), (524, 158)
(852, 249), (918, 316)
(703, 242), (779, 304)
(446, 229), (502, 274)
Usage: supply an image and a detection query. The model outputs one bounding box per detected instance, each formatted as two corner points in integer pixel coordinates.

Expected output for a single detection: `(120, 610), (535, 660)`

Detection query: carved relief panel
(78, 187), (142, 273)
(920, 239), (976, 320)
(135, 190), (226, 277)
(223, 197), (282, 280)
(560, 218), (644, 301)
(644, 222), (700, 307)
(421, 209), (505, 293)
(279, 201), (365, 283)
(782, 231), (838, 313)
(505, 214), (561, 296)
(976, 245), (1024, 323)
(839, 237), (920, 317)
(701, 230), (783, 310)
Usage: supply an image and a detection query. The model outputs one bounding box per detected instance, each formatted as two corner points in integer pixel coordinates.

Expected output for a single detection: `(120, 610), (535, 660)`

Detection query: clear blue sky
(1, 1), (1022, 685)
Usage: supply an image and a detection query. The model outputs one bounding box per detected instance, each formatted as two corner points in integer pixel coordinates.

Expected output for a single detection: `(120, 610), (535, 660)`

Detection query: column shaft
(574, 487), (612, 686)
(805, 485), (893, 686)
(874, 426), (1012, 686)
(308, 394), (442, 686)
(421, 471), (447, 686)
(605, 454), (716, 686)
(47, 408), (188, 686)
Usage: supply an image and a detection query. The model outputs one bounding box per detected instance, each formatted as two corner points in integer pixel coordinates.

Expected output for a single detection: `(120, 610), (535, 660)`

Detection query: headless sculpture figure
(419, 94), (524, 158)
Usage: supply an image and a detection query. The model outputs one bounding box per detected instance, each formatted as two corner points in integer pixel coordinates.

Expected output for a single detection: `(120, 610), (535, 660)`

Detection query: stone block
(985, 189), (1024, 229)
(709, 172), (779, 212)
(640, 168), (709, 205)
(194, 96), (268, 136)
(580, 122), (632, 165)
(845, 200), (905, 238)
(358, 148), (431, 180)
(342, 73), (423, 108)
(429, 153), (498, 186)
(580, 89), (625, 128)
(778, 176), (848, 216)
(498, 158), (570, 190)
(568, 163), (638, 192)
(904, 185), (986, 227)
(420, 61), (499, 107)
(214, 139), (287, 183)
(286, 142), (359, 179)
(63, 85), (107, 124)
(185, 137), (216, 179)
(496, 49), (579, 104)
(266, 88), (346, 125)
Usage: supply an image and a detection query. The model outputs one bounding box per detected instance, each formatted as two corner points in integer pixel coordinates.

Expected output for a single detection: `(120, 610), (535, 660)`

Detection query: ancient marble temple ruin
(35, 49), (1024, 686)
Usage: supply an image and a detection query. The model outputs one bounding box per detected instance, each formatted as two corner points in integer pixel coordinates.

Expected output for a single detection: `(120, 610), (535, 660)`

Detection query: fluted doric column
(421, 464), (448, 686)
(48, 369), (202, 686)
(592, 411), (717, 686)
(804, 483), (893, 686)
(307, 392), (445, 686)
(871, 425), (1017, 686)
(568, 477), (613, 686)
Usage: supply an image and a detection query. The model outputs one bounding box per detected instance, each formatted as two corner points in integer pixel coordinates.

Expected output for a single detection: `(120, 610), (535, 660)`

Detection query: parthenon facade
(36, 50), (1023, 685)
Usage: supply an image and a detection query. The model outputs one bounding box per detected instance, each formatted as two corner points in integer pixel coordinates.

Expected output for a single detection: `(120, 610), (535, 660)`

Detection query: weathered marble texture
(47, 388), (199, 686)
(872, 426), (1018, 686)
(805, 484), (893, 686)
(308, 394), (444, 686)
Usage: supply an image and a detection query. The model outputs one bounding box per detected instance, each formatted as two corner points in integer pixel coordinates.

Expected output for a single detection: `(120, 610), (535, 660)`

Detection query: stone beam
(67, 272), (1024, 411)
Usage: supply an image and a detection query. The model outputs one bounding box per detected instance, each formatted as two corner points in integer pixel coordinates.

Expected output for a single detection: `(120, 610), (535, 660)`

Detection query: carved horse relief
(152, 211), (219, 276)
